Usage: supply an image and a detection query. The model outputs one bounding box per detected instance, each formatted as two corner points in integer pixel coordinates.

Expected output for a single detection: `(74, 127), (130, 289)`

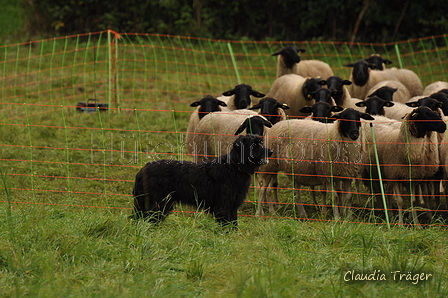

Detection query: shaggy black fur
(131, 134), (273, 228)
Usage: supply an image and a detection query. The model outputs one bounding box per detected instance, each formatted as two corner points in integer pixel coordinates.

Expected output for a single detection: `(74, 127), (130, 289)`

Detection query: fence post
(107, 29), (120, 112)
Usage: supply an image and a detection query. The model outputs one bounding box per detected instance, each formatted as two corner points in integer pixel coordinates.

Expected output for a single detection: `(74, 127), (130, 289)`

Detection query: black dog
(131, 134), (273, 228)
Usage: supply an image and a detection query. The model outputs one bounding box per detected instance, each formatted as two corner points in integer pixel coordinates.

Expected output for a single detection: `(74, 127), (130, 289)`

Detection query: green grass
(0, 207), (447, 297)
(2, 33), (448, 296)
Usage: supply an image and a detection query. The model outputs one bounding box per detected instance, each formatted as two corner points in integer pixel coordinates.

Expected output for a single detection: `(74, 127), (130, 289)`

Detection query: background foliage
(6, 0), (448, 44)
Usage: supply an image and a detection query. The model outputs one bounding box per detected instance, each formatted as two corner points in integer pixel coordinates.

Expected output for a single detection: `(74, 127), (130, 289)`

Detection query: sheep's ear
(297, 48), (306, 54)
(234, 120), (248, 135)
(344, 63), (355, 67)
(343, 80), (352, 86)
(249, 104), (261, 110)
(190, 101), (201, 107)
(383, 59), (393, 65)
(272, 49), (283, 56)
(263, 119), (273, 128)
(318, 80), (327, 86)
(355, 102), (367, 107)
(384, 101), (395, 107)
(280, 103), (290, 110)
(251, 91), (265, 98)
(360, 113), (375, 120)
(218, 100), (227, 107)
(222, 89), (235, 96)
(331, 106), (344, 112)
(406, 102), (419, 107)
(299, 106), (313, 114)
(391, 88), (398, 93)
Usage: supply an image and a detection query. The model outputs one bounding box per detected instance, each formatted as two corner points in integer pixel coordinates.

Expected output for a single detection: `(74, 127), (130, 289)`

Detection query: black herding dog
(131, 134), (273, 228)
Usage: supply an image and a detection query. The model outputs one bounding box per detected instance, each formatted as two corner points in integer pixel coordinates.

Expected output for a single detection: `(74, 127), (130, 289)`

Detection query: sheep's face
(355, 96), (394, 116)
(408, 106), (446, 138)
(367, 86), (397, 102)
(234, 116), (272, 136)
(344, 60), (373, 87)
(326, 76), (352, 103)
(272, 45), (301, 69)
(302, 78), (327, 99)
(308, 88), (333, 104)
(363, 55), (392, 71)
(405, 97), (444, 113)
(222, 84), (265, 110)
(300, 102), (343, 123)
(250, 97), (289, 124)
(333, 108), (375, 140)
(190, 95), (227, 119)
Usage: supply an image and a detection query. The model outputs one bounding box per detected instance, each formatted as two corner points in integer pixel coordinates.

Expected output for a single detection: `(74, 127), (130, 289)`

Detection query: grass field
(1, 32), (448, 296)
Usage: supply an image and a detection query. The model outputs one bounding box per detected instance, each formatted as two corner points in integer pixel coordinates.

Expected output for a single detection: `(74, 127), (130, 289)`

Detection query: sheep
(423, 81), (448, 96)
(386, 67), (423, 98)
(325, 76), (353, 107)
(344, 60), (400, 100)
(185, 95), (228, 154)
(428, 91), (448, 115)
(306, 87), (337, 106)
(191, 110), (272, 162)
(218, 83), (265, 110)
(361, 106), (446, 224)
(354, 96), (395, 116)
(366, 81), (411, 103)
(249, 97), (290, 124)
(267, 74), (327, 117)
(257, 108), (374, 219)
(345, 60), (423, 100)
(364, 54), (392, 70)
(299, 102), (344, 123)
(272, 45), (334, 78)
(131, 134), (273, 228)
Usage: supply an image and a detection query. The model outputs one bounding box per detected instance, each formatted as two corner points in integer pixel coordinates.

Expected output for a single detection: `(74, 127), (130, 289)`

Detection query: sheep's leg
(410, 184), (421, 225)
(421, 182), (433, 221)
(310, 186), (320, 212)
(256, 174), (274, 217)
(293, 182), (308, 219)
(271, 174), (280, 209)
(340, 180), (353, 219)
(392, 183), (404, 225)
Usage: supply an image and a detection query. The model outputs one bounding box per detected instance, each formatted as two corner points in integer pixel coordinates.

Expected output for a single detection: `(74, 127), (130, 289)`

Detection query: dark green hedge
(24, 0), (448, 42)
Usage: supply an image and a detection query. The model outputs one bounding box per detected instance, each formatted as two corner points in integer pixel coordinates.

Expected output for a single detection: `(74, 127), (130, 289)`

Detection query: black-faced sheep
(344, 60), (400, 100)
(299, 102), (344, 123)
(257, 108), (374, 219)
(361, 106), (446, 224)
(366, 81), (411, 103)
(345, 60), (423, 100)
(191, 110), (272, 162)
(325, 76), (353, 107)
(272, 45), (334, 79)
(423, 81), (448, 96)
(131, 134), (273, 228)
(186, 95), (228, 153)
(218, 83), (265, 110)
(364, 54), (392, 70)
(267, 74), (327, 117)
(249, 97), (290, 124)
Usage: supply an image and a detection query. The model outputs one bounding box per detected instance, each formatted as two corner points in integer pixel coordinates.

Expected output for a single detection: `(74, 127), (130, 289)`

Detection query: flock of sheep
(185, 45), (448, 224)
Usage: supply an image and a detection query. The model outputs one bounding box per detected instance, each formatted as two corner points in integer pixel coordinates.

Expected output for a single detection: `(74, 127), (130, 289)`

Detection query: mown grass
(2, 34), (448, 296)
